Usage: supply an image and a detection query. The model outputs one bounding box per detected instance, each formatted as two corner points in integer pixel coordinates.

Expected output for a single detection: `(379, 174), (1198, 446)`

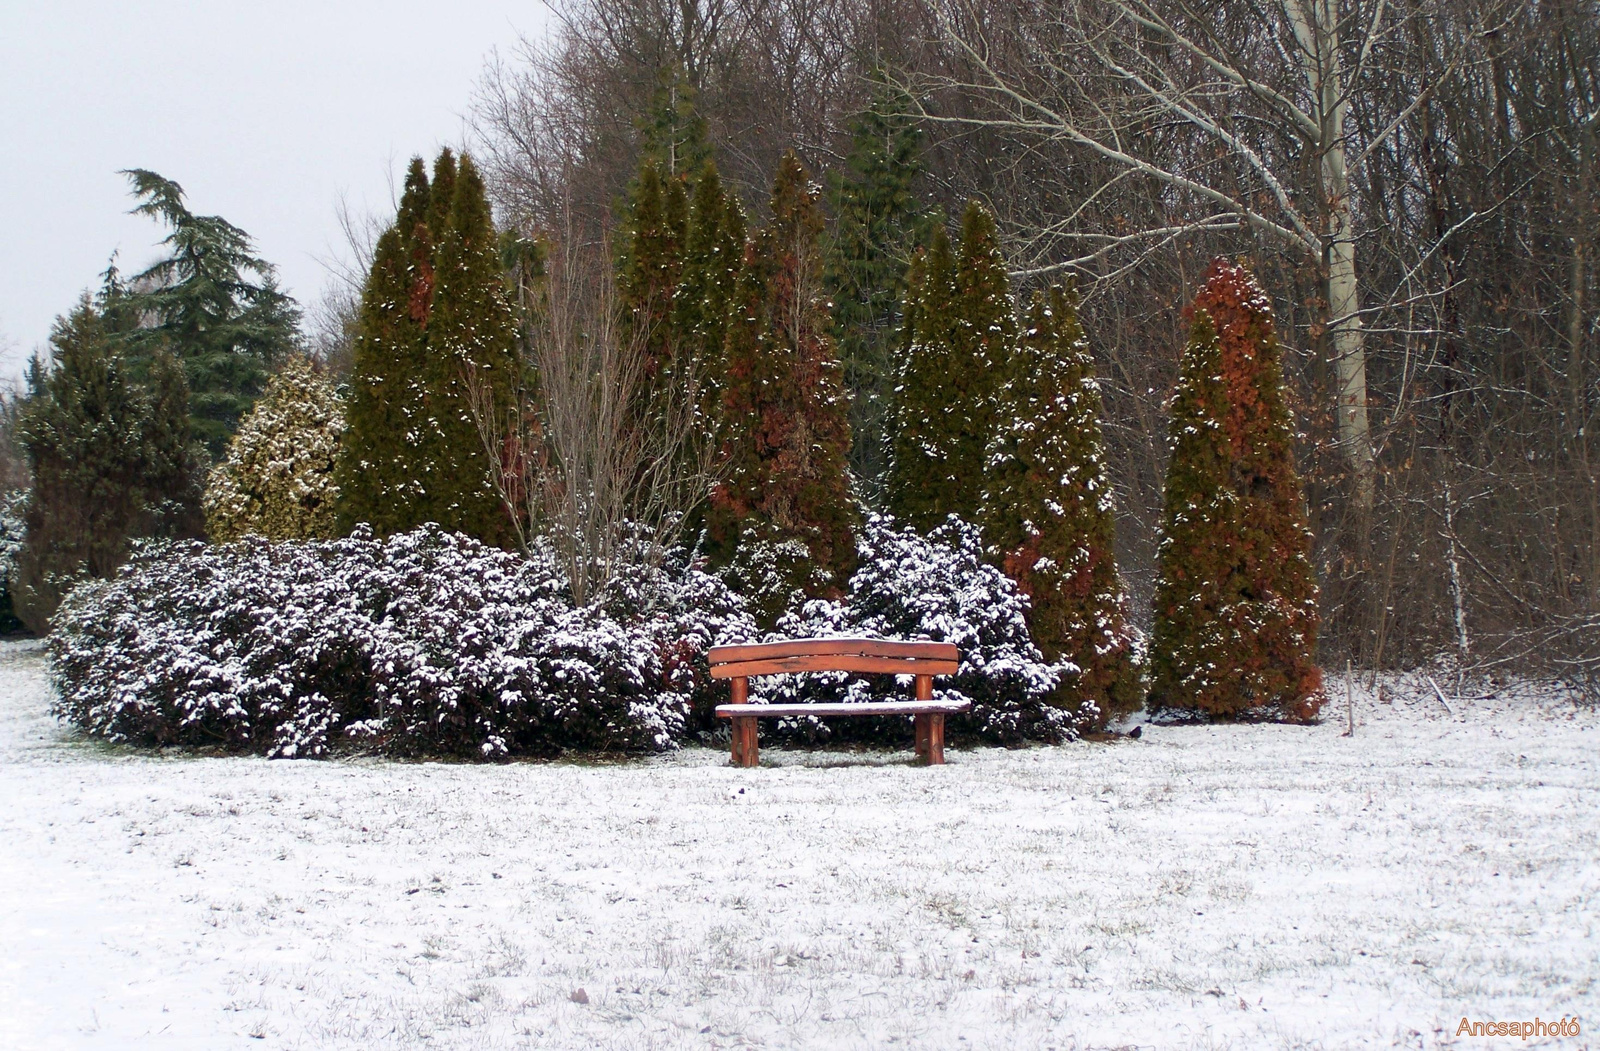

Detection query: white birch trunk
(1289, 0), (1377, 511)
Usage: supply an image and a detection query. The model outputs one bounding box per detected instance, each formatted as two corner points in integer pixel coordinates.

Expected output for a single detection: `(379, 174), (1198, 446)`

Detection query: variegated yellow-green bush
(204, 356), (343, 543)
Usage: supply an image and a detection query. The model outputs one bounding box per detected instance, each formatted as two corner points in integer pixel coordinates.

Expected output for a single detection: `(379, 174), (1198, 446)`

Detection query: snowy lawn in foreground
(0, 638), (1595, 1050)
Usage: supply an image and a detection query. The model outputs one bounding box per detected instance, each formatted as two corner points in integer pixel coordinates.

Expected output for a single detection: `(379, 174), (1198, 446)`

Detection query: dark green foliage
(709, 152), (858, 611)
(674, 161), (746, 418)
(620, 160), (691, 382)
(887, 201), (1013, 532)
(116, 170), (301, 458)
(826, 82), (930, 495)
(984, 285), (1141, 728)
(335, 151), (519, 544)
(1149, 260), (1324, 722)
(638, 67), (713, 180)
(13, 298), (202, 632)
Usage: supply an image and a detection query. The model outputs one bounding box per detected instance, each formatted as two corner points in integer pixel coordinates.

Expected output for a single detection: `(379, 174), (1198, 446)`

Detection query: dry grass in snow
(0, 638), (1595, 1049)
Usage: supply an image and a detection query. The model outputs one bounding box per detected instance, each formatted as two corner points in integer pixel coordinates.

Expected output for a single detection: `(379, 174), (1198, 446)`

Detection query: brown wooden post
(928, 713), (946, 765)
(730, 676), (756, 767)
(914, 674), (934, 765)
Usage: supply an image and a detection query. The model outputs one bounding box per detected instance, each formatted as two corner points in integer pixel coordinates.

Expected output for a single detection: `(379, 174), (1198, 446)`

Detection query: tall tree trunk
(1291, 0), (1377, 513)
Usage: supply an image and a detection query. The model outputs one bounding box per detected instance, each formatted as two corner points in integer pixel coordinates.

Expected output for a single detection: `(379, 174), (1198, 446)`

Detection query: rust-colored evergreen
(1149, 259), (1324, 721)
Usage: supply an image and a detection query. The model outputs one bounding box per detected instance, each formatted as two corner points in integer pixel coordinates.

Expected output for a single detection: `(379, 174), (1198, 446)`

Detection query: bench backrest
(707, 637), (959, 679)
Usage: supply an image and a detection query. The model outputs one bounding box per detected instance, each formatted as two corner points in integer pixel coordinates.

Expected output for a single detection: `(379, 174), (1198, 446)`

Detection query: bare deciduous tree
(466, 231), (717, 606)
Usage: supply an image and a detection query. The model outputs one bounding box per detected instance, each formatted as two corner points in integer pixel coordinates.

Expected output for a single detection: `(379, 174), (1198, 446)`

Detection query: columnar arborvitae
(709, 152), (858, 588)
(826, 82), (930, 493)
(14, 298), (202, 632)
(621, 160), (691, 382)
(335, 150), (518, 544)
(887, 200), (1013, 532)
(1149, 259), (1324, 721)
(673, 161), (745, 442)
(335, 159), (432, 536)
(983, 285), (1140, 727)
(421, 154), (520, 542)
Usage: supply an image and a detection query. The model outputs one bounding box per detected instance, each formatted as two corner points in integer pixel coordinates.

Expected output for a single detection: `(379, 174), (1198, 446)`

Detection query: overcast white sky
(0, 2), (549, 383)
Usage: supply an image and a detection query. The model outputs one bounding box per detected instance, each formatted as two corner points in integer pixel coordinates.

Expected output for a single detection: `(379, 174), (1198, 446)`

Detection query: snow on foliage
(50, 516), (1076, 759)
(203, 356), (344, 544)
(49, 525), (755, 758)
(762, 514), (1076, 744)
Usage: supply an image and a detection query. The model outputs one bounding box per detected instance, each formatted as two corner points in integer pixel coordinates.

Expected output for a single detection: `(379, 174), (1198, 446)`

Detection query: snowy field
(0, 638), (1595, 1049)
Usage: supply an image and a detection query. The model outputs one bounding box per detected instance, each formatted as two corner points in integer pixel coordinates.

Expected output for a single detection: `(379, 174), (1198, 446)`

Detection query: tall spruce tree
(983, 284), (1140, 728)
(826, 82), (930, 494)
(14, 297), (202, 632)
(709, 152), (857, 593)
(887, 201), (1012, 532)
(1149, 260), (1324, 722)
(116, 170), (301, 459)
(334, 150), (518, 544)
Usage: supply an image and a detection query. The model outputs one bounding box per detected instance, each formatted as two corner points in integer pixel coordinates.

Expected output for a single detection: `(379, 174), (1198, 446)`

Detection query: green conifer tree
(826, 82), (929, 494)
(883, 222), (953, 534)
(421, 154), (520, 543)
(621, 160), (691, 382)
(984, 285), (1141, 728)
(709, 152), (858, 604)
(1149, 259), (1324, 722)
(116, 170), (301, 459)
(674, 161), (746, 432)
(335, 158), (432, 536)
(638, 66), (713, 180)
(335, 151), (518, 544)
(205, 356), (344, 543)
(14, 298), (202, 631)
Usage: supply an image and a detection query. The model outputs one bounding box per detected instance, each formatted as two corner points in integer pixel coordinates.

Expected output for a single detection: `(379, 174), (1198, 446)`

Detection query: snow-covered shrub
(0, 489), (26, 631)
(204, 355), (343, 544)
(715, 521), (836, 631)
(50, 525), (755, 758)
(760, 514), (1075, 744)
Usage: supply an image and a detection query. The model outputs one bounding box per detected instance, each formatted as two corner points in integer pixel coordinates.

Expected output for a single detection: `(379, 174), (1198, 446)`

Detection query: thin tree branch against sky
(0, 2), (548, 380)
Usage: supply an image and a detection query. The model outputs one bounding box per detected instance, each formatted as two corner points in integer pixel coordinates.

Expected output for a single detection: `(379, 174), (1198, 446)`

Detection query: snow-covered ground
(1, 638), (1595, 1050)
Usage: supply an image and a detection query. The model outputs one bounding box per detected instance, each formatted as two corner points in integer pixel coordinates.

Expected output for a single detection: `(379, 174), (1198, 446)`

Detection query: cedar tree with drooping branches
(1148, 259), (1324, 722)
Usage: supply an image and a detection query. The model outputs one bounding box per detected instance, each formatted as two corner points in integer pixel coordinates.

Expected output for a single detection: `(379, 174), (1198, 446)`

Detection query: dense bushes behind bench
(50, 517), (1081, 759)
(49, 526), (754, 758)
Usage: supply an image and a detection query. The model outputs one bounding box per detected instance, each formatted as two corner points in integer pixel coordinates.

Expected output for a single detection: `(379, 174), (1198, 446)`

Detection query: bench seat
(714, 700), (972, 719)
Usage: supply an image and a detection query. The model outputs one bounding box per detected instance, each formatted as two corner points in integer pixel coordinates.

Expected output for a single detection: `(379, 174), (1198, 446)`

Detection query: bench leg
(927, 713), (946, 765)
(914, 713), (930, 762)
(728, 675), (758, 768)
(731, 717), (758, 767)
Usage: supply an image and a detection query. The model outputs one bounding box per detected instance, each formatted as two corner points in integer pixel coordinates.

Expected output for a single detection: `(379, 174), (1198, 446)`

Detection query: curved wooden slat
(708, 637), (958, 664)
(709, 654), (959, 679)
(714, 700), (971, 718)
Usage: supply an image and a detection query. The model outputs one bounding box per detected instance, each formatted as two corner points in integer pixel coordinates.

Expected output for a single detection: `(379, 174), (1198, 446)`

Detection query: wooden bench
(708, 638), (969, 768)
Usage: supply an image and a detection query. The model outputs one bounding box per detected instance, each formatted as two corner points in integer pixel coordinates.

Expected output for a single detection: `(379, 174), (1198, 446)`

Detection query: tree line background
(5, 0), (1596, 693)
(467, 0), (1597, 684)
